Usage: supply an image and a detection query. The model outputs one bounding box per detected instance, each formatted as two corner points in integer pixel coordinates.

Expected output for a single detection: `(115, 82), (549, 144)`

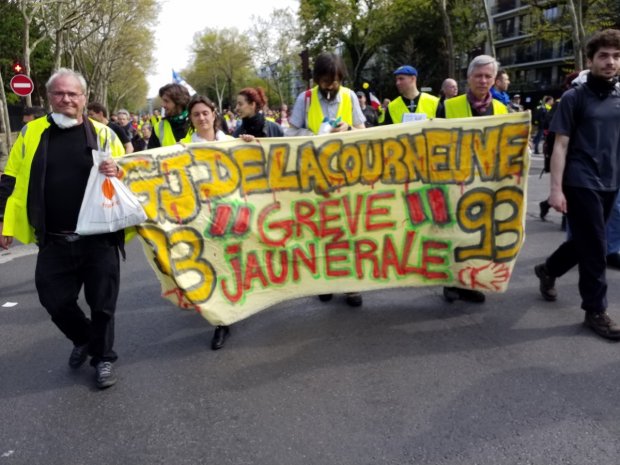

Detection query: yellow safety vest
(377, 106), (386, 124)
(152, 118), (192, 146)
(2, 117), (125, 244)
(388, 93), (439, 122)
(444, 94), (508, 118)
(307, 86), (354, 135)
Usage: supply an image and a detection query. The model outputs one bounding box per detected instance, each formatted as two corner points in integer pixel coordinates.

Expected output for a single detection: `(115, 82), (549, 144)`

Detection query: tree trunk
(20, 0), (47, 108)
(0, 70), (13, 165)
(482, 0), (496, 57)
(439, 0), (456, 77)
(53, 29), (63, 71)
(21, 6), (33, 107)
(214, 78), (226, 112)
(565, 0), (583, 69)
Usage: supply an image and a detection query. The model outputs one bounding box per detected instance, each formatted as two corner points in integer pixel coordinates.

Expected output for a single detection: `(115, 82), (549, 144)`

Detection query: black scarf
(240, 113), (266, 137)
(586, 72), (619, 98)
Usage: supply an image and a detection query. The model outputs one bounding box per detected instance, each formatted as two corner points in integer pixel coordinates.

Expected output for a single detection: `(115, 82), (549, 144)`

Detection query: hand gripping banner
(118, 112), (530, 325)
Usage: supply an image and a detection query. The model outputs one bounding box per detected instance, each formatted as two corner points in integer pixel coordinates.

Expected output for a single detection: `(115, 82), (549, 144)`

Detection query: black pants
(35, 234), (120, 364)
(545, 186), (617, 313)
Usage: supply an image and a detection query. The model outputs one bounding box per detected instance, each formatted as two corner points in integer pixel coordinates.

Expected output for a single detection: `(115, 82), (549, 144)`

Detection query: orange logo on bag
(102, 178), (116, 200)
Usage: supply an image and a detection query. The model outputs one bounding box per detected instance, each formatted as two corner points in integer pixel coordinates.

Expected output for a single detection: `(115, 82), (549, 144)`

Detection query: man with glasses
(0, 68), (126, 388)
(286, 51), (366, 307)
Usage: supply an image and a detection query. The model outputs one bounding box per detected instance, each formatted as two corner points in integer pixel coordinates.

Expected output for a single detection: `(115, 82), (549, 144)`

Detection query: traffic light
(12, 61), (23, 74)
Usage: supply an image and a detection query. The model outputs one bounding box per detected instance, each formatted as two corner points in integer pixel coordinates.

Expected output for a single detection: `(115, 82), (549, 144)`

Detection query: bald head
(441, 78), (458, 98)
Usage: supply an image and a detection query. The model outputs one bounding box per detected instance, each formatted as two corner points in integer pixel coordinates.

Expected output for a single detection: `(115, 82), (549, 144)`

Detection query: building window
(543, 6), (559, 22)
(496, 17), (516, 38)
(498, 46), (515, 65)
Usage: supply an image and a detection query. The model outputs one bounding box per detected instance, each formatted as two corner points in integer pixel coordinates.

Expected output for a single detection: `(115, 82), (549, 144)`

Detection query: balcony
(492, 0), (518, 15)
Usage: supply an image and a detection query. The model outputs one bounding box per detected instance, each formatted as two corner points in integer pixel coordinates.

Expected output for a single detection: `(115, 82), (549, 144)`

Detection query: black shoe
(211, 325), (230, 350)
(443, 286), (485, 303)
(95, 361), (117, 389)
(539, 200), (550, 221)
(584, 312), (620, 341)
(607, 253), (620, 270)
(345, 292), (363, 307)
(68, 344), (89, 369)
(534, 264), (557, 301)
(318, 294), (333, 302)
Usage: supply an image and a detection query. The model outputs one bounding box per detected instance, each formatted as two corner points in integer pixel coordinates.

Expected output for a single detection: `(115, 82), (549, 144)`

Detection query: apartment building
(487, 0), (575, 103)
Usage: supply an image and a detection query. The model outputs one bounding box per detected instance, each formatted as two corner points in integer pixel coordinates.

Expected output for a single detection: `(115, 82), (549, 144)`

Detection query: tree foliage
(0, 1), (53, 106)
(299, 0), (392, 89)
(185, 28), (255, 110)
(521, 0), (618, 69)
(297, 0), (485, 98)
(1, 0), (155, 112)
(247, 7), (300, 106)
(72, 0), (157, 111)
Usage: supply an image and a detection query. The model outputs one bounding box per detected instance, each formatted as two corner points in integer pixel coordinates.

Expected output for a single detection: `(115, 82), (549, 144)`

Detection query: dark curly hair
(585, 29), (620, 60)
(158, 83), (190, 109)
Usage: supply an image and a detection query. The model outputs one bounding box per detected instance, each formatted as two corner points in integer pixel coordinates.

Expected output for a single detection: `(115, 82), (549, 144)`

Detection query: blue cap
(393, 65), (417, 76)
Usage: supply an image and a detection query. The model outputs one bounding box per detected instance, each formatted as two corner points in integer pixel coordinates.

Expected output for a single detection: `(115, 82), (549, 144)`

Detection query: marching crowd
(0, 29), (619, 389)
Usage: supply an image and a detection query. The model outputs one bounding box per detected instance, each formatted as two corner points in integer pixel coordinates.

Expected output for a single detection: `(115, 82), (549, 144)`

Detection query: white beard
(51, 112), (80, 128)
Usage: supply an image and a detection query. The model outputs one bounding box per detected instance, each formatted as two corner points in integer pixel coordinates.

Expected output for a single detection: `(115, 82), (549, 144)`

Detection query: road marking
(0, 244), (38, 264)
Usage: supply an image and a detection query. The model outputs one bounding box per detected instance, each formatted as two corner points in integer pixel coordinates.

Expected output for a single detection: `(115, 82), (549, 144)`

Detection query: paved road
(1, 156), (620, 465)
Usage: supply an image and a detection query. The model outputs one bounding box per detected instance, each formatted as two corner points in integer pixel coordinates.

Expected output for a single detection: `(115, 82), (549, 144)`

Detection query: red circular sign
(10, 74), (34, 97)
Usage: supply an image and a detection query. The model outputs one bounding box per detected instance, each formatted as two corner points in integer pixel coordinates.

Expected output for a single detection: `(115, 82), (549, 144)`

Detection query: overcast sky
(147, 0), (299, 97)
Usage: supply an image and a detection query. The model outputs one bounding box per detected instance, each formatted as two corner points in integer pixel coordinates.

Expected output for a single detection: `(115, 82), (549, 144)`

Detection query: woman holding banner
(184, 95), (233, 143)
(208, 88), (284, 351)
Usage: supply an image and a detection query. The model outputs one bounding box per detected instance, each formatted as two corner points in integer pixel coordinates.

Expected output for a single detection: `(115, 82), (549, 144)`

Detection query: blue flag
(172, 69), (196, 96)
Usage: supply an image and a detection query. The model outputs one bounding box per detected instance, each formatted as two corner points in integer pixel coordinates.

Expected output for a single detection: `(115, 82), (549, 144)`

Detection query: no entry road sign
(10, 74), (34, 97)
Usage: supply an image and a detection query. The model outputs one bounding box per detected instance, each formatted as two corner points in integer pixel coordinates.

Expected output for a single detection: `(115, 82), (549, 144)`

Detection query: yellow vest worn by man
(444, 94), (508, 118)
(388, 93), (439, 122)
(2, 117), (125, 244)
(152, 117), (192, 147)
(306, 86), (354, 135)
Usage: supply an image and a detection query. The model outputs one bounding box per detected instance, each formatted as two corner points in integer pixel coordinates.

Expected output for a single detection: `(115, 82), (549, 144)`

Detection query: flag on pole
(369, 92), (381, 110)
(172, 69), (196, 96)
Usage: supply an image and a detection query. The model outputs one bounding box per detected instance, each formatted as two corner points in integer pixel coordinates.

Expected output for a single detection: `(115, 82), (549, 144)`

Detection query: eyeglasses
(49, 91), (83, 100)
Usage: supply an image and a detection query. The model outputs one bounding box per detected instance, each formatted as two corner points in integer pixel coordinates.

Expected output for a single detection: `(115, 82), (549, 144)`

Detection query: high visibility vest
(2, 117), (125, 244)
(306, 86), (354, 135)
(444, 94), (508, 118)
(388, 93), (439, 122)
(377, 106), (386, 124)
(152, 118), (191, 146)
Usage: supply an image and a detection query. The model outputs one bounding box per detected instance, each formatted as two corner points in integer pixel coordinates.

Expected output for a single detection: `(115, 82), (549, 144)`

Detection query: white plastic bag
(75, 132), (146, 235)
